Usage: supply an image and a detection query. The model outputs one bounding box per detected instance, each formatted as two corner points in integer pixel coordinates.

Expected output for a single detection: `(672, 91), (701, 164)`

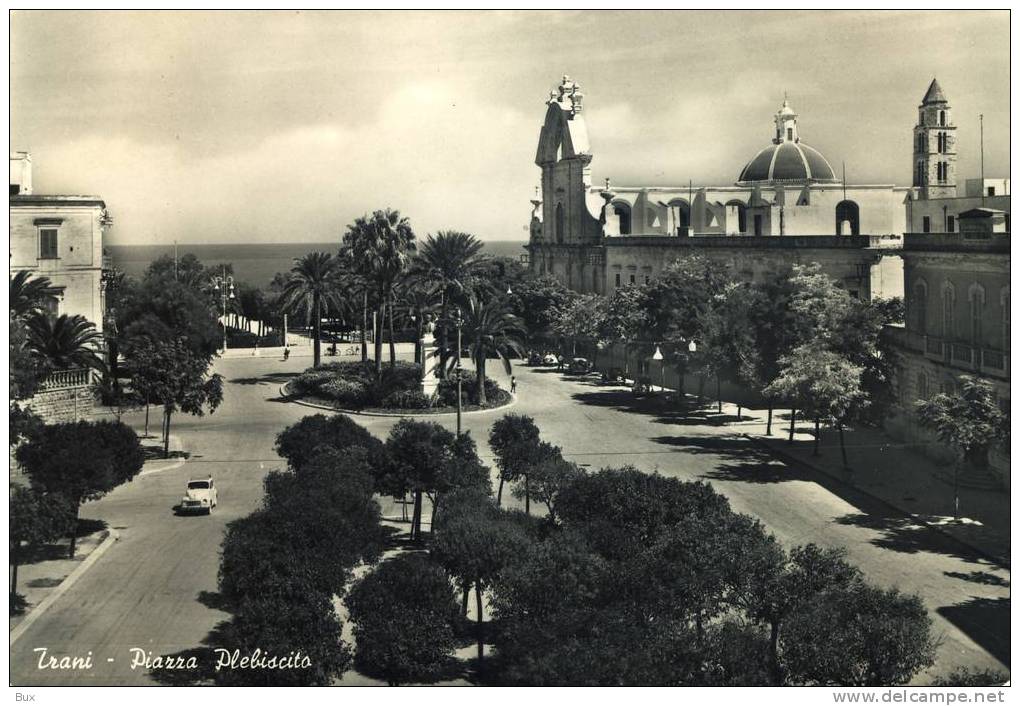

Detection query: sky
(10, 10), (1010, 246)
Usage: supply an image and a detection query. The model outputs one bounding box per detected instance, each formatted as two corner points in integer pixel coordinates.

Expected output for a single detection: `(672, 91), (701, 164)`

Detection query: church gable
(536, 104), (578, 165)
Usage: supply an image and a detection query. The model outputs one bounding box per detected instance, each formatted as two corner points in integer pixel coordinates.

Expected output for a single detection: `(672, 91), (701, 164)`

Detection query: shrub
(381, 389), (432, 409)
(437, 373), (508, 408)
(346, 554), (459, 685)
(319, 378), (369, 406)
(292, 369), (335, 394)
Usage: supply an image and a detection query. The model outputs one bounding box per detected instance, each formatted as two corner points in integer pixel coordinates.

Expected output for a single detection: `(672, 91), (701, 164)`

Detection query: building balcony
(898, 330), (1010, 379)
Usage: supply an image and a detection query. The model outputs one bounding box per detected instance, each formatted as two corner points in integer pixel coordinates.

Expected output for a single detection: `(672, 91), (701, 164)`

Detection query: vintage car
(180, 477), (218, 515)
(567, 357), (593, 374)
(601, 367), (627, 384)
(542, 353), (559, 366)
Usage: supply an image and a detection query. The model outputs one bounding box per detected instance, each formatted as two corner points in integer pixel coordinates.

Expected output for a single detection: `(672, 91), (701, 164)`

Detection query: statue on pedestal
(420, 315), (440, 399)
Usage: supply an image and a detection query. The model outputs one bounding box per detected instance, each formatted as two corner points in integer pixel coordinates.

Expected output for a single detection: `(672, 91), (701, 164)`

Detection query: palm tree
(342, 209), (416, 374)
(10, 271), (57, 320)
(27, 313), (106, 374)
(280, 252), (344, 367)
(457, 295), (526, 405)
(410, 231), (488, 375)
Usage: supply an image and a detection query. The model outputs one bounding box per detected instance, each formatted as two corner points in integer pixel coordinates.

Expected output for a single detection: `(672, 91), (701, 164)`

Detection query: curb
(10, 529), (121, 645)
(742, 433), (1009, 570)
(279, 382), (517, 418)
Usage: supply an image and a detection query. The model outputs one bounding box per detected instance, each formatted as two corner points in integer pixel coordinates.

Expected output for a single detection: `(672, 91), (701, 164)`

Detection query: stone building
(9, 152), (113, 332)
(885, 208), (1010, 488)
(527, 76), (911, 300)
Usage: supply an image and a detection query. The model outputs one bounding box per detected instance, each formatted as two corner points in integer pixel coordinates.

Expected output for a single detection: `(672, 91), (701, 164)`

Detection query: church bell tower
(913, 78), (957, 199)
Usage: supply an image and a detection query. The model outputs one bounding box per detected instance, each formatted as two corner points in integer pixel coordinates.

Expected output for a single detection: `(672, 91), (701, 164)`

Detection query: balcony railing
(39, 368), (94, 391)
(925, 336), (944, 357)
(950, 343), (975, 366)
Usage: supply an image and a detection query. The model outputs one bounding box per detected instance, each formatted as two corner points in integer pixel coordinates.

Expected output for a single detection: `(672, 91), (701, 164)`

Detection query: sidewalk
(705, 398), (1009, 567)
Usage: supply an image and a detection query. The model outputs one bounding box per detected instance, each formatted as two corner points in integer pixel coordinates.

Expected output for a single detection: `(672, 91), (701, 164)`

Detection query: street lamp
(211, 267), (235, 352)
(506, 284), (513, 295)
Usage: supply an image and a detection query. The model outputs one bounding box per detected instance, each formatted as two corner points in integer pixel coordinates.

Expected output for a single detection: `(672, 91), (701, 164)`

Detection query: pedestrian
(253, 342), (259, 357)
(510, 376), (517, 394)
(283, 346), (290, 361)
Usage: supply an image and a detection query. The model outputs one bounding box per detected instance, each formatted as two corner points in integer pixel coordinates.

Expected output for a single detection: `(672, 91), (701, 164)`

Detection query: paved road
(10, 354), (1010, 685)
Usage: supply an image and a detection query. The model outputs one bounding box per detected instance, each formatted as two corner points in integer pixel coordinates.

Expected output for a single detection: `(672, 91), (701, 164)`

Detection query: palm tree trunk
(717, 376), (723, 413)
(766, 403), (773, 435)
(813, 418), (821, 456)
(476, 346), (487, 405)
(312, 296), (322, 367)
(374, 290), (384, 376)
(388, 296), (396, 367)
(361, 290), (368, 363)
(144, 400), (150, 437)
(462, 579), (471, 618)
(439, 292), (449, 379)
(524, 475), (530, 515)
(768, 621), (782, 685)
(788, 407), (797, 444)
(496, 476), (504, 507)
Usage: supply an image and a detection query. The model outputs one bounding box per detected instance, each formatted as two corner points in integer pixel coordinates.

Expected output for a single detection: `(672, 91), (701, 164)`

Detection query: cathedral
(524, 76), (962, 301)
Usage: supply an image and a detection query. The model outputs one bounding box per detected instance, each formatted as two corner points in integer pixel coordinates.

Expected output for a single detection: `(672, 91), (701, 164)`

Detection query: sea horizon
(108, 240), (529, 288)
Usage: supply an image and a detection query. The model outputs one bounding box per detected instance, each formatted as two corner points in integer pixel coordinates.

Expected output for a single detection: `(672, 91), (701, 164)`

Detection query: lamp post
(652, 344), (664, 393)
(211, 267), (235, 353)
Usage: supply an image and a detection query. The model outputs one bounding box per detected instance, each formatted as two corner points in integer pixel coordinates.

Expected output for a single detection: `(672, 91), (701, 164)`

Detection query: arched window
(611, 201), (631, 236)
(668, 199), (691, 236)
(939, 110), (946, 126)
(725, 200), (747, 234)
(917, 371), (929, 400)
(914, 279), (928, 334)
(555, 203), (565, 243)
(942, 281), (956, 339)
(968, 284), (986, 345)
(835, 200), (860, 236)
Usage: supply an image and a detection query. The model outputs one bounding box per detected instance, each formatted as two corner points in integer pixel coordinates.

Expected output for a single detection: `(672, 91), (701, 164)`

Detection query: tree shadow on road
(937, 596), (1011, 668)
(147, 619), (233, 686)
(230, 371), (300, 386)
(943, 570), (1010, 588)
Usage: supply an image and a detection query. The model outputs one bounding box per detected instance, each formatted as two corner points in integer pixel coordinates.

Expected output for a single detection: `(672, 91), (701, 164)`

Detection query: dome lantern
(737, 97), (839, 186)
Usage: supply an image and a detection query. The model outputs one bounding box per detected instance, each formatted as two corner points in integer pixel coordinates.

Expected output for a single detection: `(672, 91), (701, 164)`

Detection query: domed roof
(737, 141), (839, 185)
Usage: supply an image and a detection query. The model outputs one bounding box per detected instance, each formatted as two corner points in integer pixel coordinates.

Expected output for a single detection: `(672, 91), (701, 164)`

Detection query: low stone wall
(25, 385), (96, 424)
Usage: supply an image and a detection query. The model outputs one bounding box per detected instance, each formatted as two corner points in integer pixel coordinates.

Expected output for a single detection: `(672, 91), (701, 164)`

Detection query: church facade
(524, 75), (945, 301)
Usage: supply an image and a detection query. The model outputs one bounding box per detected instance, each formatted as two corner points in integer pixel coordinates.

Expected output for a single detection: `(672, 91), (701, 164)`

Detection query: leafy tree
(931, 667), (1010, 687)
(410, 231), (488, 373)
(216, 587), (351, 686)
(916, 375), (1009, 517)
(728, 543), (862, 685)
(700, 282), (759, 416)
(17, 420), (144, 557)
(127, 338), (224, 457)
(489, 413), (541, 506)
(507, 274), (575, 347)
(508, 440), (561, 515)
(143, 252), (213, 289)
(553, 293), (604, 358)
(346, 553), (460, 685)
(280, 252), (344, 367)
(764, 344), (865, 462)
(431, 488), (533, 661)
(747, 270), (802, 434)
(236, 283), (268, 337)
(26, 313), (106, 374)
(399, 281), (441, 367)
(383, 419), (458, 541)
(9, 402), (43, 448)
(342, 209), (417, 373)
(781, 583), (936, 686)
(10, 485), (75, 597)
(274, 413), (382, 472)
(118, 277), (222, 358)
(519, 449), (584, 522)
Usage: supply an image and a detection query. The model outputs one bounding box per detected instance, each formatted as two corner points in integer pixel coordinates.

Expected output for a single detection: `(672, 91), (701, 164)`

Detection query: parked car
(568, 357), (593, 374)
(542, 353), (558, 366)
(179, 477), (218, 515)
(601, 367), (627, 384)
(631, 376), (653, 395)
